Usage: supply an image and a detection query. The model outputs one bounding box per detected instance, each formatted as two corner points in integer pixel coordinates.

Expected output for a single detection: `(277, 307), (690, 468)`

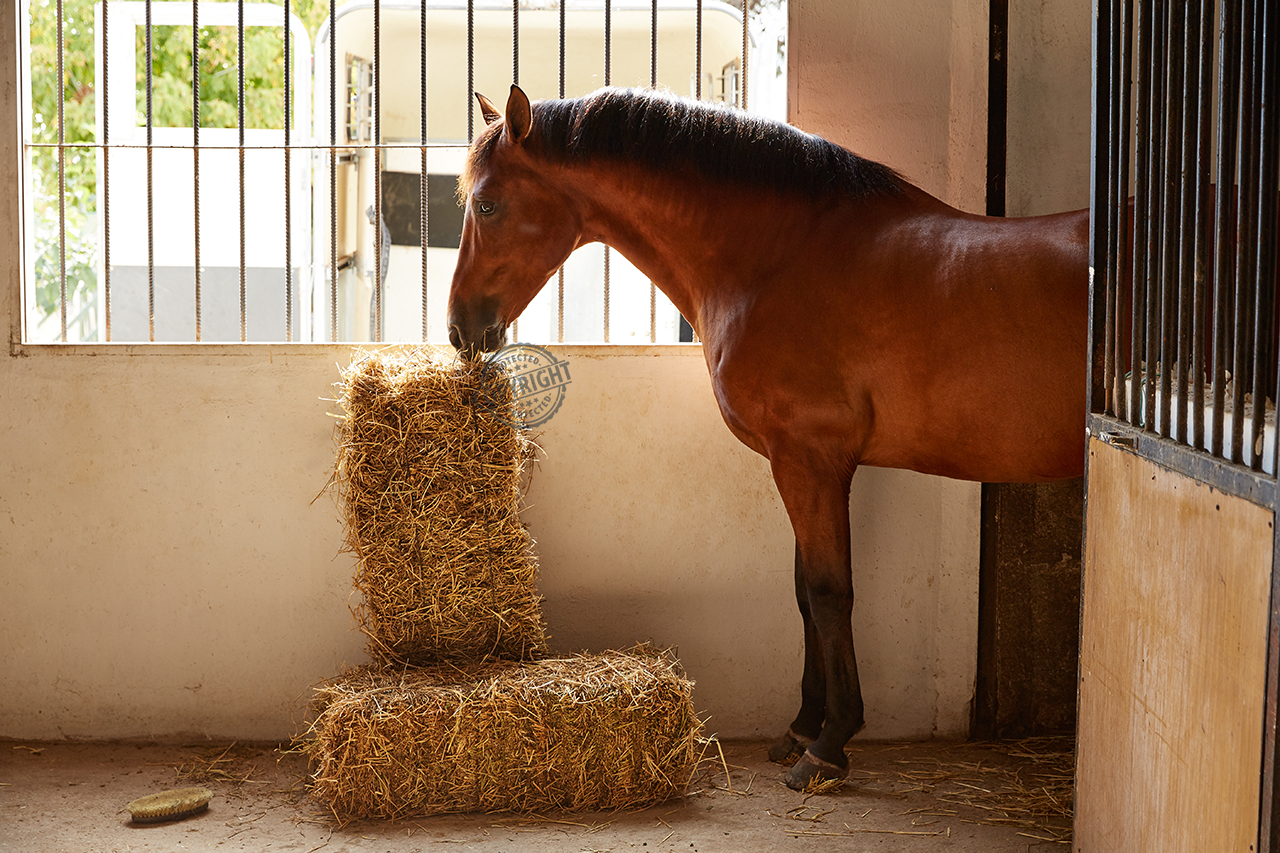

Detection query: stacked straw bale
(307, 650), (702, 821)
(316, 348), (702, 819)
(330, 348), (547, 665)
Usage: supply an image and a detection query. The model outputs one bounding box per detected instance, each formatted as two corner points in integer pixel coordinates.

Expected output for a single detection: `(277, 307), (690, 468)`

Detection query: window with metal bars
(18, 0), (787, 345)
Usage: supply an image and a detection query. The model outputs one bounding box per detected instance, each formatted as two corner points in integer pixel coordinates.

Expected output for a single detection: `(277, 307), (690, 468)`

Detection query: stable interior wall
(2, 0), (1090, 743)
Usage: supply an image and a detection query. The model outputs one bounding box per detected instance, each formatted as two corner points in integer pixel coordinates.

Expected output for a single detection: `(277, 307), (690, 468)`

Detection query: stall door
(1077, 438), (1272, 851)
(1077, 0), (1280, 850)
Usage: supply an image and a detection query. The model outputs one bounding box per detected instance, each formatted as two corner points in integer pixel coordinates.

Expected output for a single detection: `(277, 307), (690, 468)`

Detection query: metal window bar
(331, 3), (339, 342)
(193, 0), (201, 342)
(1091, 0), (1280, 476)
(101, 0), (111, 341)
(510, 0), (518, 342)
(284, 0), (294, 342)
(238, 0), (246, 341)
(427, 0), (437, 340)
(56, 0), (65, 342)
(146, 0), (154, 342)
(26, 0), (768, 346)
(372, 0), (382, 342)
(557, 0), (566, 343)
(603, 0), (611, 344)
(467, 0), (475, 143)
(650, 0), (657, 343)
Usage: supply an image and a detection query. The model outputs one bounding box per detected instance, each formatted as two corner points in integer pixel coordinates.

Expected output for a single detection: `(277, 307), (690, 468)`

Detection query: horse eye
(474, 199), (496, 216)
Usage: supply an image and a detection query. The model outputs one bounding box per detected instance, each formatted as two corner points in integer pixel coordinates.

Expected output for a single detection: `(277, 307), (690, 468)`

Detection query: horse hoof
(783, 750), (848, 791)
(767, 729), (814, 764)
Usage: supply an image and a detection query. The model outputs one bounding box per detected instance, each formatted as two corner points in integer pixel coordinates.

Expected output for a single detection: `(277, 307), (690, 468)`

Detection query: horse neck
(560, 159), (816, 336)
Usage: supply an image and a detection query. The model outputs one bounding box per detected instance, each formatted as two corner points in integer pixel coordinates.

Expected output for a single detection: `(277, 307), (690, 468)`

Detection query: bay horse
(447, 85), (1089, 790)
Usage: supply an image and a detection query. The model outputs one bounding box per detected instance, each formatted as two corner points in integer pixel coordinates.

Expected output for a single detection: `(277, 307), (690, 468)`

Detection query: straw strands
(329, 347), (547, 665)
(306, 651), (703, 822)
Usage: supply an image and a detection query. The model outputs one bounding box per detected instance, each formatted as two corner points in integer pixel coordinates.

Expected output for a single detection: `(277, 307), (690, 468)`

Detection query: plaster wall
(1, 0), (1091, 743)
(0, 341), (978, 742)
(1007, 0), (1094, 216)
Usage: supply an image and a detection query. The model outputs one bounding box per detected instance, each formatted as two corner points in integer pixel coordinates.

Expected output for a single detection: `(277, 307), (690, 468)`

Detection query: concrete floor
(0, 738), (1073, 852)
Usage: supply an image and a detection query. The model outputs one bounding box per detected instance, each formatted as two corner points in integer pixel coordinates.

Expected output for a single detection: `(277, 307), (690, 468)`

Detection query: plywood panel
(1076, 438), (1273, 852)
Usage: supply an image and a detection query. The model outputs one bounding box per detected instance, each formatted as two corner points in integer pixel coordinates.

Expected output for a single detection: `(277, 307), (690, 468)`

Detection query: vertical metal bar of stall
(1160, 0), (1186, 442)
(420, 0), (428, 342)
(1190, 0), (1216, 451)
(373, 0), (382, 342)
(1130, 0), (1154, 430)
(1098, 0), (1116, 416)
(1112, 0), (1134, 421)
(1175, 0), (1199, 446)
(1232, 0), (1259, 466)
(284, 0), (293, 342)
(650, 0), (658, 343)
(1103, 0), (1125, 418)
(146, 0), (155, 341)
(557, 0), (565, 343)
(1131, 0), (1152, 425)
(1213, 0), (1242, 457)
(56, 0), (66, 340)
(1128, 0), (1148, 426)
(1142, 0), (1167, 435)
(330, 6), (338, 340)
(1091, 0), (1115, 419)
(603, 0), (611, 344)
(1248, 0), (1276, 472)
(101, 0), (110, 341)
(238, 0), (246, 341)
(193, 0), (202, 341)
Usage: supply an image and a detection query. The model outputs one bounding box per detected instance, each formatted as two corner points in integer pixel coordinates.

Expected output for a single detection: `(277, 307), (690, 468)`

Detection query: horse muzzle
(448, 320), (508, 361)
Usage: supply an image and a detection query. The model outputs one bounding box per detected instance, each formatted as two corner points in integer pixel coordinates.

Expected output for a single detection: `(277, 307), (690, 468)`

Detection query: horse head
(448, 85), (584, 360)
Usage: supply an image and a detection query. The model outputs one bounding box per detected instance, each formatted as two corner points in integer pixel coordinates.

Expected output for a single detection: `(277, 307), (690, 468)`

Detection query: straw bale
(306, 650), (702, 821)
(330, 347), (547, 665)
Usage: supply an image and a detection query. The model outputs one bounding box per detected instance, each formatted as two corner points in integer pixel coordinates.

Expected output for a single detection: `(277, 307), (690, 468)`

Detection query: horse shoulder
(699, 292), (875, 468)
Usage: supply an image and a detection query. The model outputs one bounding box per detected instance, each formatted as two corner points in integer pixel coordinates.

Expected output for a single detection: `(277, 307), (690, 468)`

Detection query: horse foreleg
(768, 541), (826, 763)
(768, 453), (864, 790)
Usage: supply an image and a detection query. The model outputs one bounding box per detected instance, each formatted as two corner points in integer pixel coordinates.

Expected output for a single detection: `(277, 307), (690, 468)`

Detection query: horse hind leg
(768, 451), (865, 791)
(768, 540), (827, 764)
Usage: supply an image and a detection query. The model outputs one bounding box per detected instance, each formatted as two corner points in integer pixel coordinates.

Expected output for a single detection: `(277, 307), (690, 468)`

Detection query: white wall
(0, 343), (977, 741)
(788, 0), (989, 213)
(0, 0), (1093, 743)
(1007, 0), (1093, 216)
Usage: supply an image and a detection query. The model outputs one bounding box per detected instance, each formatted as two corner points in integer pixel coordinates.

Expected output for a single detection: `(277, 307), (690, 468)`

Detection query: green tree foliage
(27, 0), (98, 339)
(25, 0), (326, 340)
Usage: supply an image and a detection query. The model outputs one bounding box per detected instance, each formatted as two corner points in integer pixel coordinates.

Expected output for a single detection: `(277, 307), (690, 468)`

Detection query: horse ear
(504, 85), (532, 145)
(476, 93), (503, 126)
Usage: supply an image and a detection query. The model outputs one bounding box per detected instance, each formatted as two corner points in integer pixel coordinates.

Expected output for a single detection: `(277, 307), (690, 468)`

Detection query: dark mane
(460, 87), (906, 200)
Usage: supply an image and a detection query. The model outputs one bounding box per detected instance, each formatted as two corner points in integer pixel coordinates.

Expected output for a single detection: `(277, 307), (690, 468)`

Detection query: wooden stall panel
(1076, 438), (1272, 853)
